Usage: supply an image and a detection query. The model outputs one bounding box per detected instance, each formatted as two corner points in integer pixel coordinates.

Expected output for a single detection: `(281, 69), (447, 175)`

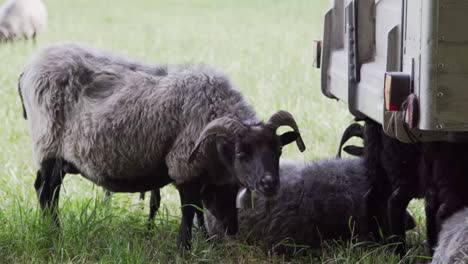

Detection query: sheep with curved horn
(19, 42), (306, 249)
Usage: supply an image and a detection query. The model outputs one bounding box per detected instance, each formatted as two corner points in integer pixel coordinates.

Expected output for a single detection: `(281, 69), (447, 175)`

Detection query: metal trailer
(316, 0), (468, 143)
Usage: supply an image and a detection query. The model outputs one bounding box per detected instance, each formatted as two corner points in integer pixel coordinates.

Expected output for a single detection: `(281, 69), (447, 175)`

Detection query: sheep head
(189, 110), (305, 198)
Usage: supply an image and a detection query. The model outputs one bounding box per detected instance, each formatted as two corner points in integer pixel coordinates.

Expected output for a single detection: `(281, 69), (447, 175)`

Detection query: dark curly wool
(364, 120), (422, 247)
(237, 159), (369, 247)
(205, 158), (416, 249)
(423, 142), (468, 252)
(363, 119), (468, 255)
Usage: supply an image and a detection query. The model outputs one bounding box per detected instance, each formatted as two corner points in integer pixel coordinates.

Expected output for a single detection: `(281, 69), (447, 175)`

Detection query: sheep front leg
(195, 208), (207, 235)
(424, 185), (442, 256)
(177, 182), (203, 250)
(387, 186), (413, 255)
(366, 186), (388, 239)
(34, 158), (66, 228)
(147, 189), (161, 230)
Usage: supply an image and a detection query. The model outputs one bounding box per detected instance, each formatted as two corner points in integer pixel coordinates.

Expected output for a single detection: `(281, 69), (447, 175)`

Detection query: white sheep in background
(432, 208), (468, 264)
(0, 0), (47, 42)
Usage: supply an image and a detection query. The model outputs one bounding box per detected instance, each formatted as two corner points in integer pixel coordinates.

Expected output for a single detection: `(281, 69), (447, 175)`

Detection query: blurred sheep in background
(0, 0), (47, 42)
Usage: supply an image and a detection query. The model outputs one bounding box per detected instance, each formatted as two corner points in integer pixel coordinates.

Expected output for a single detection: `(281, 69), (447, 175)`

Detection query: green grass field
(0, 0), (431, 263)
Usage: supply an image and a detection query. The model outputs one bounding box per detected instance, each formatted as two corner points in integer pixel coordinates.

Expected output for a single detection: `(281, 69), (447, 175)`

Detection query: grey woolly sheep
(432, 208), (468, 264)
(0, 0), (47, 42)
(19, 43), (306, 249)
(203, 158), (416, 250)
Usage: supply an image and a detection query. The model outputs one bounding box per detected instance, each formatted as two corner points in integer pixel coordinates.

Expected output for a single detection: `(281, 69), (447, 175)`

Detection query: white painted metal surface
(321, 0), (468, 141)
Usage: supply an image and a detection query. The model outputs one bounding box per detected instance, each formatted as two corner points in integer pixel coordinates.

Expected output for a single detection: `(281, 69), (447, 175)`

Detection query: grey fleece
(206, 158), (370, 247)
(20, 43), (256, 187)
(432, 208), (468, 264)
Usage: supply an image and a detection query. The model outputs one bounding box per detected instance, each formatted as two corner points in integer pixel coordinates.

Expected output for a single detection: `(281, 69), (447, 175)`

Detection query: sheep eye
(217, 137), (227, 144)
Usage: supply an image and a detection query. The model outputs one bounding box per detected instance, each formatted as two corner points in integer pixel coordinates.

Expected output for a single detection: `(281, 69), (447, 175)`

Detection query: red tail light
(384, 72), (411, 111)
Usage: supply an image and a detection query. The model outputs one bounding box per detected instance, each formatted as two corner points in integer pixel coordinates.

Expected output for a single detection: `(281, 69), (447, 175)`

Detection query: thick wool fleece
(206, 158), (371, 247)
(432, 208), (468, 264)
(20, 43), (256, 187)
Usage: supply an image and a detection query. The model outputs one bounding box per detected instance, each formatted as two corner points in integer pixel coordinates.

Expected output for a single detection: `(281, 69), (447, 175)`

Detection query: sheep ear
(343, 146), (364, 157)
(279, 131), (299, 146)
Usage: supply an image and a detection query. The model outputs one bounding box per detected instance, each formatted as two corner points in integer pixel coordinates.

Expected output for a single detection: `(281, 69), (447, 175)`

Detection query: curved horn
(336, 123), (364, 158)
(188, 117), (247, 163)
(267, 110), (306, 152)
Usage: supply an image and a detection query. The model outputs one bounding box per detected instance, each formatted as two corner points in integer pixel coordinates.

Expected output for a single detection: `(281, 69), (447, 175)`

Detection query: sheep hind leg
(34, 158), (66, 228)
(387, 186), (413, 256)
(425, 192), (439, 256)
(177, 181), (203, 250)
(147, 189), (161, 230)
(195, 204), (208, 237)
